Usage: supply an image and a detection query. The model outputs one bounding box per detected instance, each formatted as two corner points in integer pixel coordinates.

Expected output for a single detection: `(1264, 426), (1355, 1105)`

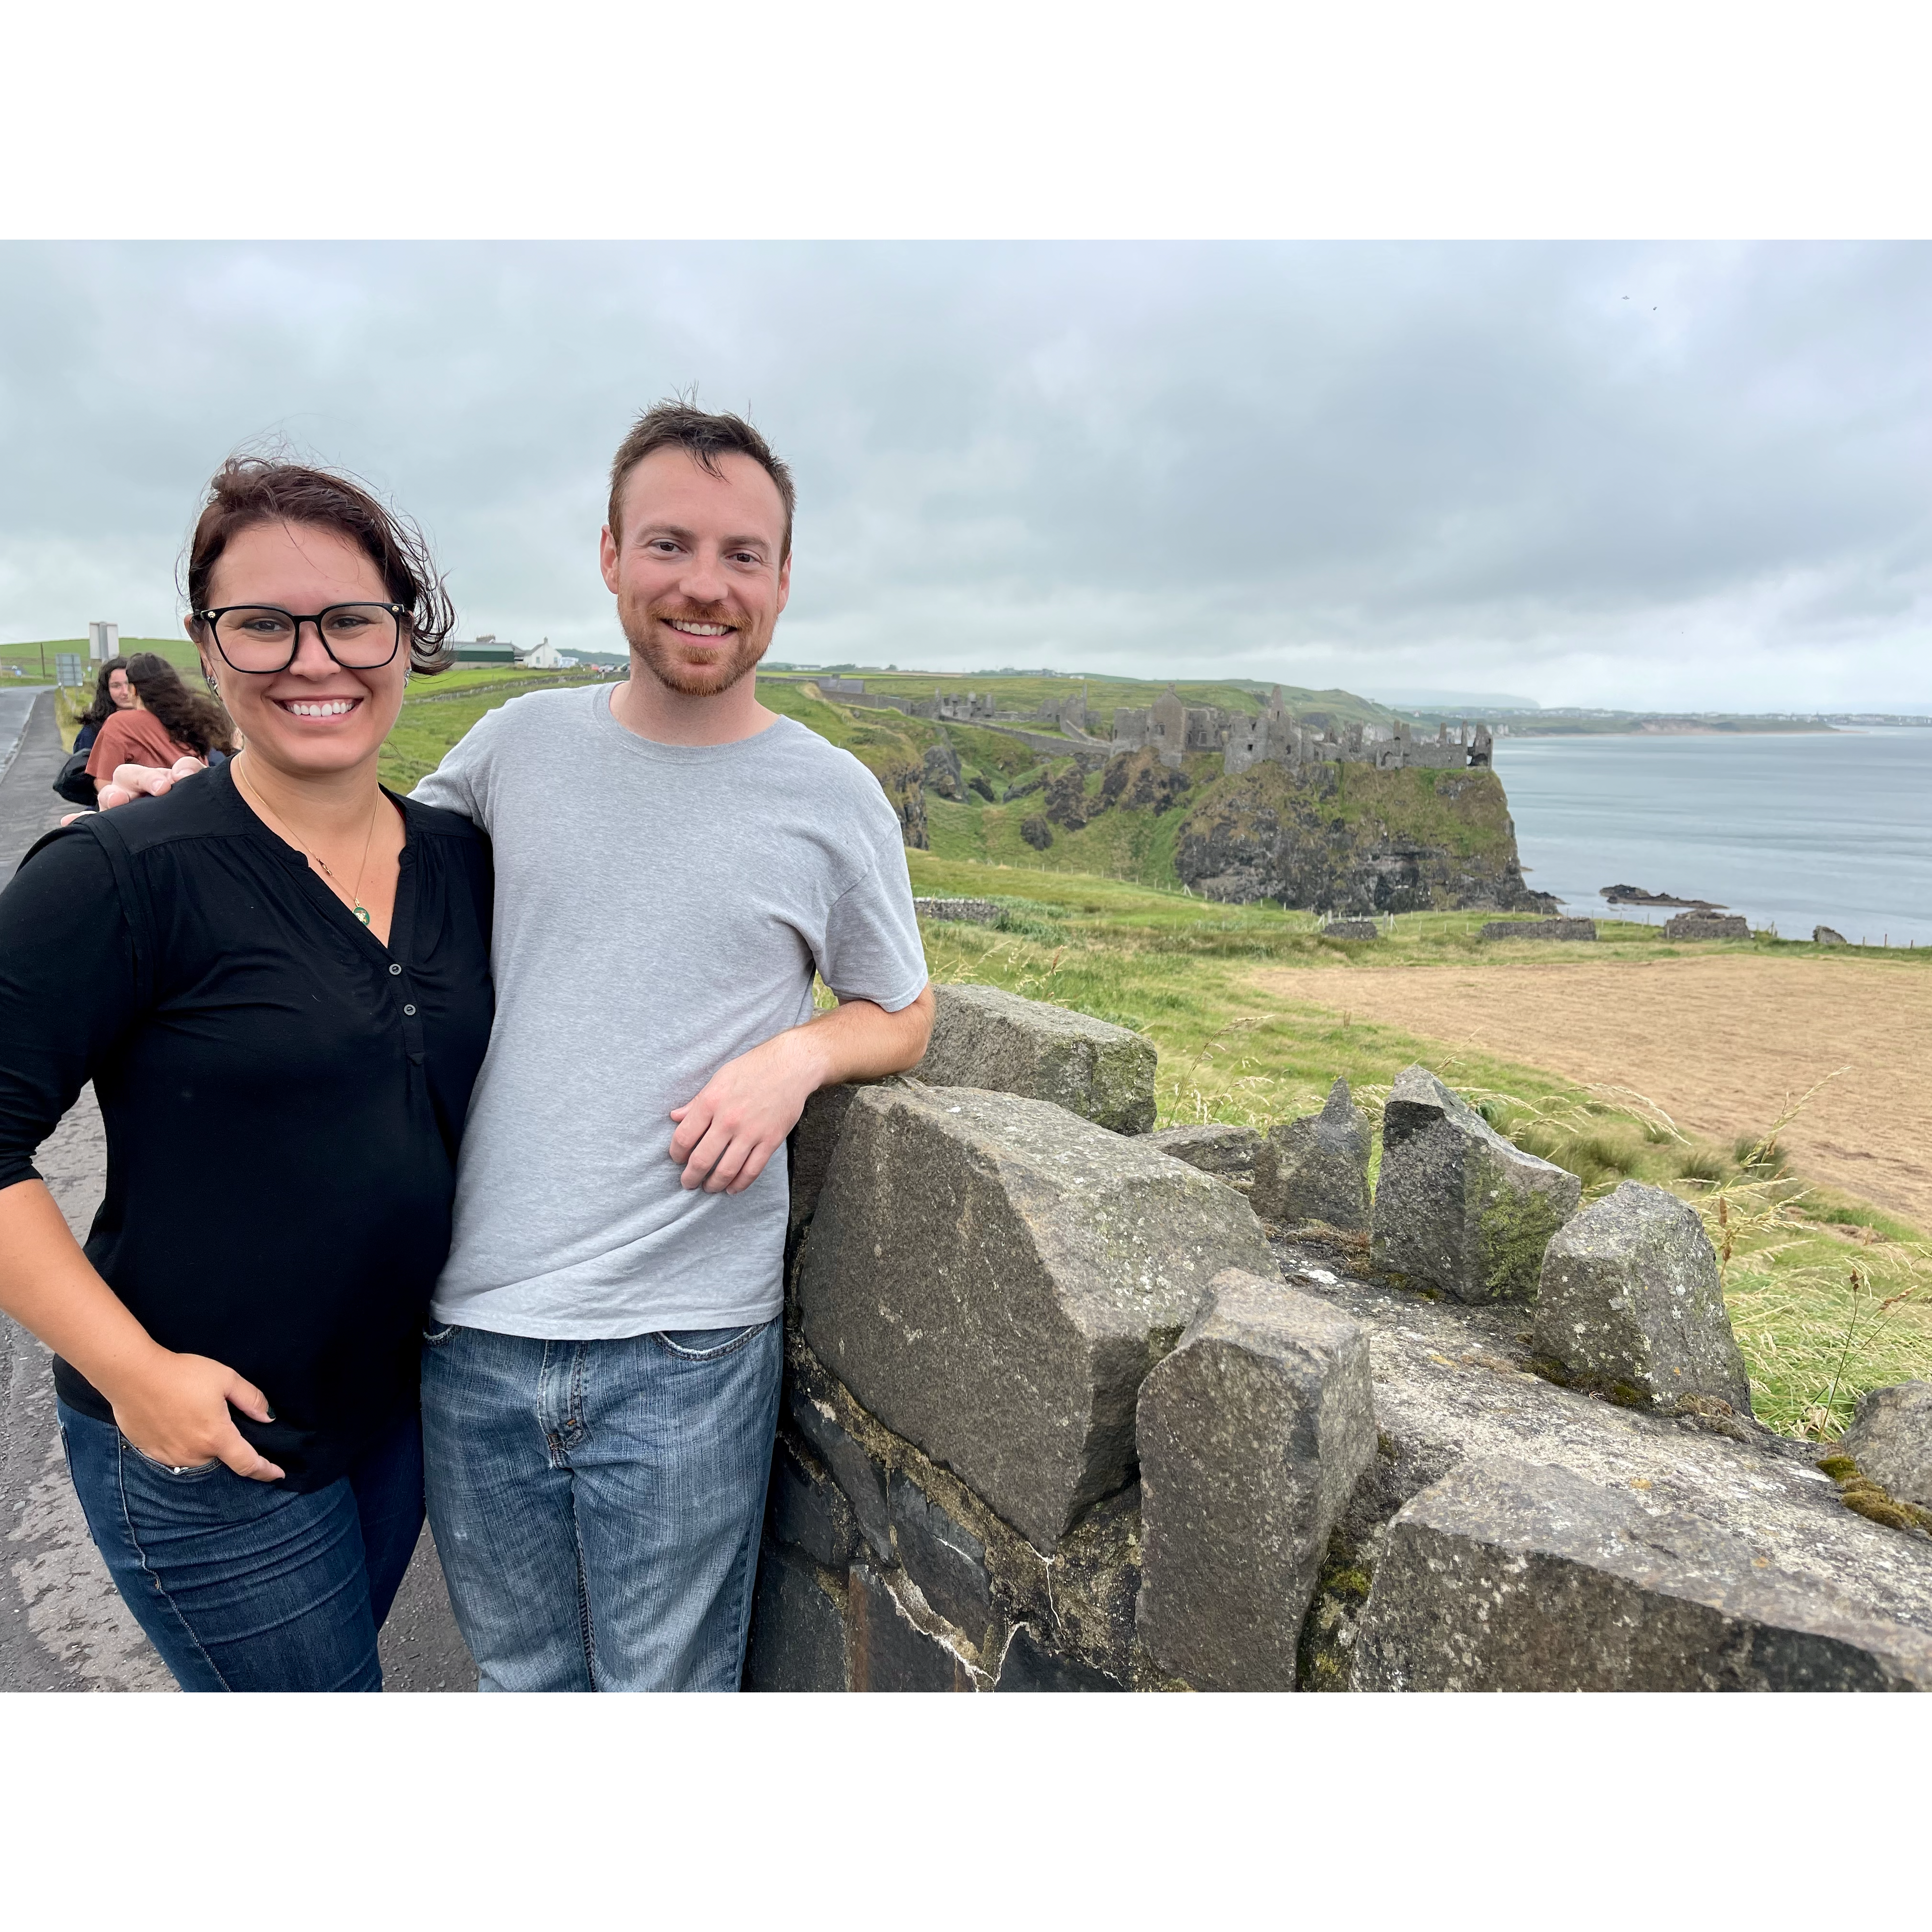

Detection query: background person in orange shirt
(84, 652), (234, 801)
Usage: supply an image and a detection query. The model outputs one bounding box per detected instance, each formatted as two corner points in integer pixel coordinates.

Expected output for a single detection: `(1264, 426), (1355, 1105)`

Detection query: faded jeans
(420, 1319), (781, 1692)
(57, 1399), (423, 1692)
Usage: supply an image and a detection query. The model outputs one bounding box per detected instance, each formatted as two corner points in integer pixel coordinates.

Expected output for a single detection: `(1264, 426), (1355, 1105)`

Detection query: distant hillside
(759, 668), (1397, 734)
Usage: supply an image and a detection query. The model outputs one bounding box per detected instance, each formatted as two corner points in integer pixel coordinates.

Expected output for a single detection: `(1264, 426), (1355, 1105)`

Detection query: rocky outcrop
(1137, 1271), (1375, 1690)
(794, 1084), (1274, 1549)
(913, 983), (1157, 1133)
(1043, 766), (1091, 830)
(1532, 1181), (1753, 1415)
(1288, 1247), (1932, 1694)
(1098, 748), (1192, 815)
(1371, 1065), (1580, 1302)
(921, 741), (965, 802)
(1841, 1383), (1932, 1509)
(1352, 1456), (1932, 1691)
(877, 763), (928, 849)
(1173, 762), (1556, 914)
(1251, 1078), (1373, 1231)
(1144, 1123), (1262, 1189)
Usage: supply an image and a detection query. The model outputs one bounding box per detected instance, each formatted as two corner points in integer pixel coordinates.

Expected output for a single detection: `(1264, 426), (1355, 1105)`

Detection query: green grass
(763, 668), (1398, 737)
(3, 637), (203, 688)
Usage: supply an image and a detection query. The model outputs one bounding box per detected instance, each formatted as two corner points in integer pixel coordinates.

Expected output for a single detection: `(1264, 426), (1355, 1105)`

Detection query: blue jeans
(56, 1399), (424, 1692)
(421, 1319), (782, 1692)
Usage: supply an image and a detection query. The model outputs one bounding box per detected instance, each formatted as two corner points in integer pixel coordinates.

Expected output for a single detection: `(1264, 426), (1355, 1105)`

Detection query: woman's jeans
(421, 1319), (782, 1692)
(56, 1400), (424, 1692)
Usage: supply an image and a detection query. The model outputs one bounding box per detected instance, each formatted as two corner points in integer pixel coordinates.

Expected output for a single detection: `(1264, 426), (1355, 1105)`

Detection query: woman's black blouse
(0, 763), (493, 1491)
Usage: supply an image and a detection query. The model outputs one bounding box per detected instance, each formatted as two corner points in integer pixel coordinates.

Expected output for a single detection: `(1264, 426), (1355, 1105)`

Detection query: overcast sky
(3, 241), (1926, 710)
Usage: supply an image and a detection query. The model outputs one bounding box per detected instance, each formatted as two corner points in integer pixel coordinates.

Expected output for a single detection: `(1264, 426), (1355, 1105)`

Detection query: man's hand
(97, 756), (206, 811)
(107, 1348), (285, 1482)
(669, 1028), (824, 1195)
(668, 986), (935, 1195)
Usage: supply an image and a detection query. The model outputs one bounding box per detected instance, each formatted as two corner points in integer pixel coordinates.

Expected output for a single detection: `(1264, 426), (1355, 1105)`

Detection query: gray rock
(1323, 919), (1379, 941)
(1280, 1249), (1932, 1687)
(786, 1383), (892, 1561)
(1479, 918), (1596, 942)
(1841, 1382), (1932, 1508)
(1532, 1180), (1753, 1415)
(768, 1434), (860, 1571)
(994, 1625), (1124, 1691)
(1370, 1064), (1580, 1302)
(1251, 1077), (1372, 1229)
(1664, 912), (1751, 940)
(743, 1544), (849, 1692)
(848, 1564), (977, 1691)
(1144, 1123), (1262, 1188)
(889, 1471), (994, 1641)
(1136, 1270), (1375, 1690)
(1351, 1456), (1932, 1690)
(913, 897), (1002, 926)
(921, 741), (965, 801)
(1813, 926), (1848, 946)
(912, 983), (1157, 1134)
(795, 1084), (1275, 1550)
(787, 1083), (865, 1268)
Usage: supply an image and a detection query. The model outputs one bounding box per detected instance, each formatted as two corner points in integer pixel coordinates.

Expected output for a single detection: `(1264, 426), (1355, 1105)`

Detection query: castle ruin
(1112, 685), (1494, 775)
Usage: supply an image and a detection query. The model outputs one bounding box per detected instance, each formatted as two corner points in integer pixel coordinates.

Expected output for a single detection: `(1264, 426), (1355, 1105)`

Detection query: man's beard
(619, 596), (768, 698)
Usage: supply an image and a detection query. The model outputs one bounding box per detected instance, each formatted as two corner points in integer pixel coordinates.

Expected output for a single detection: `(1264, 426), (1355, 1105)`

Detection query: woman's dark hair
(183, 457), (457, 674)
(125, 653), (237, 760)
(78, 656), (132, 733)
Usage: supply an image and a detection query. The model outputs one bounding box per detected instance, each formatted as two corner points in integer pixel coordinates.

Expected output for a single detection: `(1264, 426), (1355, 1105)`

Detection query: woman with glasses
(0, 458), (494, 1691)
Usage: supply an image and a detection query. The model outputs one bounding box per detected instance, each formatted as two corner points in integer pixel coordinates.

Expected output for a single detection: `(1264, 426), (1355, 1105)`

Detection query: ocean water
(1491, 727), (1932, 948)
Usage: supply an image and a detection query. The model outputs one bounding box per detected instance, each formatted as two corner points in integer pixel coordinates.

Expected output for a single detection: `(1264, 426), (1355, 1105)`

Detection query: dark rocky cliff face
(1173, 763), (1556, 915)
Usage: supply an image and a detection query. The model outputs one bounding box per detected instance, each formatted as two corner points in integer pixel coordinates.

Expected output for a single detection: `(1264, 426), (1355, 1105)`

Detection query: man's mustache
(648, 601), (743, 633)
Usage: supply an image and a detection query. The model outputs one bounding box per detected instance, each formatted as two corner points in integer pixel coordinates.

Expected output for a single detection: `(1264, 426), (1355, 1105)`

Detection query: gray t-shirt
(413, 683), (928, 1338)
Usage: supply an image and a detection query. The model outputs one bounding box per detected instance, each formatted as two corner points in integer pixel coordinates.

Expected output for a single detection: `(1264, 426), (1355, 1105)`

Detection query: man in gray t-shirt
(411, 405), (932, 1692)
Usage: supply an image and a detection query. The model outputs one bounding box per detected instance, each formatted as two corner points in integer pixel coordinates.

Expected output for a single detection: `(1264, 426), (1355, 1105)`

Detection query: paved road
(0, 691), (476, 1690)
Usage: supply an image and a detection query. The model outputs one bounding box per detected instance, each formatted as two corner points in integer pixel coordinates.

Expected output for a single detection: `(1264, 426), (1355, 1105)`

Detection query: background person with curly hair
(72, 657), (135, 755)
(82, 651), (234, 792)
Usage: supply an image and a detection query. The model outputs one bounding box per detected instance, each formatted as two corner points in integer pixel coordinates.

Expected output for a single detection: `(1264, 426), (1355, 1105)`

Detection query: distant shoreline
(1500, 719), (1838, 737)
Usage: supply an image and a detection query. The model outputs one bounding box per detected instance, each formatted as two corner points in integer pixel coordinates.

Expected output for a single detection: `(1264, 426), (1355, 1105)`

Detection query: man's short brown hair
(607, 402), (795, 560)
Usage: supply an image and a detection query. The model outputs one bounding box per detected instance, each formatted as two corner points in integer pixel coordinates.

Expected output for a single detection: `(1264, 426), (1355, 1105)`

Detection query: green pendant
(355, 905), (372, 926)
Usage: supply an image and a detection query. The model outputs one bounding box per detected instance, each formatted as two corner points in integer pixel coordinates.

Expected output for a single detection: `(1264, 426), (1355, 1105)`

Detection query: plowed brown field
(1250, 956), (1929, 1230)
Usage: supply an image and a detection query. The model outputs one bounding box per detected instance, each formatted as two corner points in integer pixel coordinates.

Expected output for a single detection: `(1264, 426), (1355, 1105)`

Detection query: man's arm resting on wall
(668, 984), (935, 1196)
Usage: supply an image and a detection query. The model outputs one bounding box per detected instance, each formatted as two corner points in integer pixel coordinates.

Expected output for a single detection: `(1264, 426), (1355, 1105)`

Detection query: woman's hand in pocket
(109, 1351), (285, 1481)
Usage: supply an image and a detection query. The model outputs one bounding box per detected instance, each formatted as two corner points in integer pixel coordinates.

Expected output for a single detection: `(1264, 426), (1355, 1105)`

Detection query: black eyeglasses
(194, 603), (408, 674)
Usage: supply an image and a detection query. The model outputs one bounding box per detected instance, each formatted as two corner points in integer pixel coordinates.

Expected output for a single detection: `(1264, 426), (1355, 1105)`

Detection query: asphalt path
(0, 690), (476, 1690)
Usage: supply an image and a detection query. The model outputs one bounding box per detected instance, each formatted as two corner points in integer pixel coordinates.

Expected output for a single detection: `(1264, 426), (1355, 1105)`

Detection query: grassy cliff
(1171, 760), (1549, 914)
(376, 669), (1537, 913)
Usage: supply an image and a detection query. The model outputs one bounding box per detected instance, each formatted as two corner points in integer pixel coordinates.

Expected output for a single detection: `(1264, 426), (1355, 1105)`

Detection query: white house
(521, 636), (566, 669)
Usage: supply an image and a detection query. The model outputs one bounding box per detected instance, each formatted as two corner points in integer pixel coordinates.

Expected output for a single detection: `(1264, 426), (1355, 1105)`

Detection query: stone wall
(749, 984), (1932, 1692)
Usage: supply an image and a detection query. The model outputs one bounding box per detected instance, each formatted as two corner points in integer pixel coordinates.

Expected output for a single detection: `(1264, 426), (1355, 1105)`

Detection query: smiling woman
(0, 457), (495, 1693)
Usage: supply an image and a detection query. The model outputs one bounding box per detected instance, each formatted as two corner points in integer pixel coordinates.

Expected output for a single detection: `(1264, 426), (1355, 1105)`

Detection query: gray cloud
(2, 241), (1926, 707)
